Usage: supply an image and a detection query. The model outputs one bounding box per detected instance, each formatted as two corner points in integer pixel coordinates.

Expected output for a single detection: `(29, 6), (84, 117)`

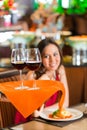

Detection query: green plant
(54, 0), (87, 15)
(34, 0), (87, 15)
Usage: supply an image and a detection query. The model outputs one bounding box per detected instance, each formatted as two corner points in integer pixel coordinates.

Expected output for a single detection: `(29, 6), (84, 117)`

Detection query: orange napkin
(0, 80), (65, 118)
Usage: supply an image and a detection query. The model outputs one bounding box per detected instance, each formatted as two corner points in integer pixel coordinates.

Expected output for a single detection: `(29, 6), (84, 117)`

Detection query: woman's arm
(58, 65), (69, 108)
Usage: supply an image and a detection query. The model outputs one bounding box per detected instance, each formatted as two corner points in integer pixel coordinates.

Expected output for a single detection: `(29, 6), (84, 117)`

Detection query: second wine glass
(11, 48), (29, 90)
(25, 48), (42, 90)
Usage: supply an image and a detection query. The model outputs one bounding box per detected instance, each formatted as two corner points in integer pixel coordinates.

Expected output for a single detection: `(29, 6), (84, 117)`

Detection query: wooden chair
(0, 98), (16, 128)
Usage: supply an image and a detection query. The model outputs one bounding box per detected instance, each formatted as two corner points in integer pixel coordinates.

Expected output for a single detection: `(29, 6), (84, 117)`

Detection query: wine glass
(25, 48), (42, 90)
(11, 48), (29, 90)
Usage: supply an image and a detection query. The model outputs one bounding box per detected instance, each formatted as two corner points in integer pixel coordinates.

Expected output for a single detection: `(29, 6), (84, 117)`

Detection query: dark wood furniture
(65, 66), (87, 106)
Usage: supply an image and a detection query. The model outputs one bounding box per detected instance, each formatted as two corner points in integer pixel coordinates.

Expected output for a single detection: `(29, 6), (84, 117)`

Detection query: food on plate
(49, 108), (72, 119)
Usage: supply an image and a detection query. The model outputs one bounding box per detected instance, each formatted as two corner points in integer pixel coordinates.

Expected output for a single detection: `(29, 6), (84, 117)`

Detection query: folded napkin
(0, 80), (65, 118)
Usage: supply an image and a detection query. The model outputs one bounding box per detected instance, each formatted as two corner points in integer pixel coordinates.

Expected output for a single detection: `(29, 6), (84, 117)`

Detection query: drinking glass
(25, 48), (42, 90)
(11, 48), (29, 90)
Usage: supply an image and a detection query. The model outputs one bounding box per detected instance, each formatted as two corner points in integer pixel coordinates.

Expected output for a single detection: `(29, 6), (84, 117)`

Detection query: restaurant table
(10, 103), (87, 130)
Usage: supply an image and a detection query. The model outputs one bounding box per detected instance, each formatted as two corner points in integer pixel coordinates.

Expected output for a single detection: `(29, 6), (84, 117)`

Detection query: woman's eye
(43, 55), (49, 58)
(54, 53), (58, 56)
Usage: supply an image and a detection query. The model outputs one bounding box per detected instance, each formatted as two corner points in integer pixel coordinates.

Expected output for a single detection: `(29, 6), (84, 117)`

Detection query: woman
(26, 37), (69, 116)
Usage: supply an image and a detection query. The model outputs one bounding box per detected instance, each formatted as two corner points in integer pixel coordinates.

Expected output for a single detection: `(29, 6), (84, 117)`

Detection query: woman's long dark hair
(35, 37), (63, 79)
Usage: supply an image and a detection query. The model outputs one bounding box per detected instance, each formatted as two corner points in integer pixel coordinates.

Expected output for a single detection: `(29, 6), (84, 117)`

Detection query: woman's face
(42, 44), (61, 71)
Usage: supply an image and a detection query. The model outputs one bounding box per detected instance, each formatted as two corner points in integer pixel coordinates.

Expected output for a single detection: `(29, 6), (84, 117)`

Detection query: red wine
(11, 61), (26, 70)
(26, 61), (41, 71)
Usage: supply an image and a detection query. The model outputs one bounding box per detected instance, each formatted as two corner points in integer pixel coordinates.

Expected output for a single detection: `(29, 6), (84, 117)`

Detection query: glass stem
(33, 79), (36, 88)
(33, 72), (36, 88)
(19, 70), (23, 87)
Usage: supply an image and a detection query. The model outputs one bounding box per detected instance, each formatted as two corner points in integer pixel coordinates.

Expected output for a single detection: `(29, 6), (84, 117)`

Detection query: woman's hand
(58, 65), (66, 77)
(25, 71), (36, 80)
(33, 104), (44, 117)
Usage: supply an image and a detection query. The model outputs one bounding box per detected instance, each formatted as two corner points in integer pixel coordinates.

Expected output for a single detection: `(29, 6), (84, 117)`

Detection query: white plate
(40, 108), (83, 121)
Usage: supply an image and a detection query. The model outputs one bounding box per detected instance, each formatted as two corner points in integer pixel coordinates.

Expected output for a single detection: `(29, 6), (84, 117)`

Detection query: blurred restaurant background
(0, 0), (87, 128)
(0, 0), (87, 65)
